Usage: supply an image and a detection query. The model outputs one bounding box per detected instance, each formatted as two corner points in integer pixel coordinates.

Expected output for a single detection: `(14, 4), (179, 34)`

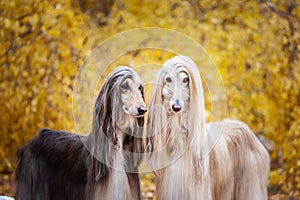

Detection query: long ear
(146, 69), (167, 153)
(94, 72), (125, 144)
(87, 71), (124, 182)
(179, 56), (207, 157)
(86, 80), (113, 199)
(87, 86), (110, 183)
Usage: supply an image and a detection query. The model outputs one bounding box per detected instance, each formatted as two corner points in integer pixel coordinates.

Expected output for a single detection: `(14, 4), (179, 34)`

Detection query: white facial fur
(162, 67), (190, 114)
(121, 78), (146, 117)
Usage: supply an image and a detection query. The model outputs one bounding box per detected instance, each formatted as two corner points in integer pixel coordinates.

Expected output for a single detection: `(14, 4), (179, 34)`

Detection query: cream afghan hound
(146, 56), (270, 200)
(15, 66), (147, 200)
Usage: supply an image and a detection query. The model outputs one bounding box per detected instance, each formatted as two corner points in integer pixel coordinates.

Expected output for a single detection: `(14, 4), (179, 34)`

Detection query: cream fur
(147, 56), (270, 200)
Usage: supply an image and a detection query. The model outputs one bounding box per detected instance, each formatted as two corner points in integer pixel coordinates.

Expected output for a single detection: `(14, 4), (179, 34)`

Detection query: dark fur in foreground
(15, 67), (145, 200)
(15, 130), (88, 200)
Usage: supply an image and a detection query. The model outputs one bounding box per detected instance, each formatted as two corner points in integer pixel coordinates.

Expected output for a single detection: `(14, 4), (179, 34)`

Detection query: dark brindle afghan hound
(15, 66), (147, 200)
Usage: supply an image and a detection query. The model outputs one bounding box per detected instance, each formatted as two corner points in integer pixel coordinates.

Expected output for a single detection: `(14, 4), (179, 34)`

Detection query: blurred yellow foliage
(0, 0), (299, 197)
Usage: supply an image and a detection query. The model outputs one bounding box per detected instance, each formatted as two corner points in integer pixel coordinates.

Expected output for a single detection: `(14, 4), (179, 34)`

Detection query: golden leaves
(0, 0), (91, 179)
(0, 0), (299, 197)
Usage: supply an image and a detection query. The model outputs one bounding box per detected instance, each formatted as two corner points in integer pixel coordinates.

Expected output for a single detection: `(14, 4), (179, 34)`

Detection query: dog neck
(92, 117), (137, 200)
(87, 110), (139, 174)
(93, 141), (132, 200)
(153, 110), (211, 200)
(165, 111), (189, 151)
(116, 113), (137, 139)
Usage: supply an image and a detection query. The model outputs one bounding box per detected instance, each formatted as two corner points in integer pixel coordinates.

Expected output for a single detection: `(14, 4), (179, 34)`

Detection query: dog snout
(171, 99), (182, 112)
(137, 105), (147, 115)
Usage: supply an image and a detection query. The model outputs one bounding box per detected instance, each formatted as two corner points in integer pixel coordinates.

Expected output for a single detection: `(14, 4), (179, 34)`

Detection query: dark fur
(15, 67), (145, 200)
(15, 129), (88, 200)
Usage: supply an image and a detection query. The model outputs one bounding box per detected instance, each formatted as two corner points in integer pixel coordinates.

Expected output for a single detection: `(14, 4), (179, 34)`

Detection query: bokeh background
(0, 0), (299, 199)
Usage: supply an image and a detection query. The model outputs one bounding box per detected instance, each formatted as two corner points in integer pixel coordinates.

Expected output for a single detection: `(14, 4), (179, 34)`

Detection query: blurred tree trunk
(79, 0), (115, 16)
(260, 0), (299, 64)
(72, 0), (115, 24)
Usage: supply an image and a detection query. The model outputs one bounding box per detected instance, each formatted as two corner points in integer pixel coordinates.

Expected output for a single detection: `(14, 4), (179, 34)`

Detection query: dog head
(95, 66), (146, 122)
(119, 73), (147, 117)
(161, 64), (190, 114)
(158, 56), (205, 116)
(147, 56), (207, 150)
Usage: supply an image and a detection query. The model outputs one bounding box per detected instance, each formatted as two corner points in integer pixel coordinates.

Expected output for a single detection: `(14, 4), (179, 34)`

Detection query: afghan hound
(146, 56), (270, 200)
(15, 66), (147, 200)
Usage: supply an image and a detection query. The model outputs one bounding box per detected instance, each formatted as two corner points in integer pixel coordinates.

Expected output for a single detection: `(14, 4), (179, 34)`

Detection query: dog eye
(121, 83), (130, 91)
(166, 77), (172, 83)
(138, 84), (143, 92)
(183, 77), (189, 83)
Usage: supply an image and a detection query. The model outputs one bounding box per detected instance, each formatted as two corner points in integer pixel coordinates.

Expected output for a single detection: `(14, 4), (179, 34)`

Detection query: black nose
(172, 104), (182, 112)
(138, 106), (147, 115)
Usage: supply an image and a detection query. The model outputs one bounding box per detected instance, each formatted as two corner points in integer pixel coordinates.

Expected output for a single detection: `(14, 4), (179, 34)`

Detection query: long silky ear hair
(87, 66), (145, 184)
(146, 67), (167, 153)
(86, 67), (137, 181)
(176, 56), (207, 159)
(147, 56), (207, 159)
